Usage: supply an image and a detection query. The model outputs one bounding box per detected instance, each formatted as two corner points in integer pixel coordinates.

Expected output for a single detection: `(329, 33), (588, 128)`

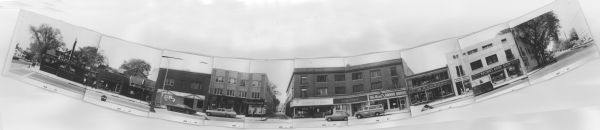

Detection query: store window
(352, 84), (364, 93)
(491, 71), (507, 83)
(505, 49), (515, 61)
(485, 54), (499, 65)
(316, 75), (327, 82)
(334, 74), (345, 81)
(371, 81), (382, 90)
(229, 78), (236, 84)
(399, 98), (407, 110)
(455, 65), (465, 76)
(316, 87), (327, 96)
(334, 87), (346, 95)
(352, 72), (363, 80)
(470, 60), (483, 70)
(370, 70), (381, 78)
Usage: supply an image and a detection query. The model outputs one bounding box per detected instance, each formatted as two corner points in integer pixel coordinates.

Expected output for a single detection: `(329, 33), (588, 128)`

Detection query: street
(347, 112), (412, 125)
(291, 117), (348, 128)
(528, 45), (599, 84)
(149, 108), (206, 126)
(83, 89), (151, 112)
(244, 112), (293, 128)
(8, 60), (86, 95)
(474, 77), (530, 102)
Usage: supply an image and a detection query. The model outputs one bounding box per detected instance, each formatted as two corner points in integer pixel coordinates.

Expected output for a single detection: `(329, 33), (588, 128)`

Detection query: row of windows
(470, 49), (515, 71)
(215, 76), (262, 87)
(210, 88), (261, 99)
(164, 79), (203, 90)
(299, 80), (400, 97)
(463, 38), (508, 56)
(301, 67), (398, 84)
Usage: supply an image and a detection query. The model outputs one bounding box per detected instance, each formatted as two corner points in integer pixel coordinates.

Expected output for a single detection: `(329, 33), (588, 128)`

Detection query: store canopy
(290, 98), (334, 107)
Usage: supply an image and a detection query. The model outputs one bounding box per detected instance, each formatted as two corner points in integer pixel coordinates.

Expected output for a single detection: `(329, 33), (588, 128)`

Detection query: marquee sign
(472, 60), (520, 79)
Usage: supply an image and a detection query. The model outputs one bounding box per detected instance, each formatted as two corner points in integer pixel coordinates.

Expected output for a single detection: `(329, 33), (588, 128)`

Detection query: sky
(4, 0), (556, 59)
(98, 36), (163, 80)
(401, 39), (461, 74)
(160, 50), (213, 74)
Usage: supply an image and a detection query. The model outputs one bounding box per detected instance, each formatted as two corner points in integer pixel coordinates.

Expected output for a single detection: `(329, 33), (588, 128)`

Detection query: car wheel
(375, 112), (381, 116)
(326, 118), (332, 121)
(356, 115), (362, 119)
(206, 113), (211, 116)
(344, 117), (348, 121)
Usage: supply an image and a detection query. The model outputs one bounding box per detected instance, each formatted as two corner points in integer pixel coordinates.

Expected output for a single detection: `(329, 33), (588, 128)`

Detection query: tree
(120, 59), (151, 78)
(73, 46), (105, 68)
(28, 24), (65, 63)
(511, 11), (561, 67)
(569, 28), (579, 41)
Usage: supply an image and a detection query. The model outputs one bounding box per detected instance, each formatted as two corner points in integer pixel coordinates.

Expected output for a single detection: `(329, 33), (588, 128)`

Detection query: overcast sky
(7, 0), (557, 59)
(98, 36), (163, 80)
(160, 50), (213, 74)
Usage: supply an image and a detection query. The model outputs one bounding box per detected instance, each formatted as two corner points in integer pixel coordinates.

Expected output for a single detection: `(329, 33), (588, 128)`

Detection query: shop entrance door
(389, 98), (400, 110)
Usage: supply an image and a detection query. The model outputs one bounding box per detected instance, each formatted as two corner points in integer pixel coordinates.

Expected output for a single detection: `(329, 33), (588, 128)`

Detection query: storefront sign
(291, 98), (334, 107)
(472, 60), (520, 79)
(368, 91), (406, 100)
(333, 96), (368, 104)
(411, 80), (451, 92)
(159, 93), (183, 105)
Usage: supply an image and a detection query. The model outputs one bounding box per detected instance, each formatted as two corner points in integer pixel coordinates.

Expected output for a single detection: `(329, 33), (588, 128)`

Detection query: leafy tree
(569, 28), (579, 41)
(120, 58), (151, 78)
(73, 46), (105, 68)
(28, 24), (65, 63)
(512, 11), (561, 67)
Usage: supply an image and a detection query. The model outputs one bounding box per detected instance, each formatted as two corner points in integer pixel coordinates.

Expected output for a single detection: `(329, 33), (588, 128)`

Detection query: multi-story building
(406, 67), (454, 106)
(285, 59), (410, 118)
(154, 68), (211, 114)
(447, 33), (527, 96)
(207, 68), (276, 117)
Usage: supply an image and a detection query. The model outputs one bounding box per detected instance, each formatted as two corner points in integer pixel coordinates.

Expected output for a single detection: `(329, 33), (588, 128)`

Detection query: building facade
(207, 68), (276, 117)
(155, 68), (211, 114)
(447, 33), (527, 96)
(406, 67), (455, 106)
(285, 59), (410, 118)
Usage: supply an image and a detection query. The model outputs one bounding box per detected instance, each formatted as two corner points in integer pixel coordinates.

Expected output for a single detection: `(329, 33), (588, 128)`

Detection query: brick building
(285, 59), (410, 118)
(154, 68), (211, 114)
(207, 68), (276, 117)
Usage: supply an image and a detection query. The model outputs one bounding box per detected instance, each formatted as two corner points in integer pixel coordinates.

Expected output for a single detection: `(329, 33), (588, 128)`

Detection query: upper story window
(452, 54), (459, 59)
(371, 81), (383, 90)
(252, 81), (260, 87)
(505, 49), (515, 61)
(190, 82), (200, 89)
(228, 78), (236, 84)
(390, 67), (398, 76)
(370, 70), (381, 78)
(455, 65), (466, 76)
(485, 54), (499, 65)
(470, 60), (483, 70)
(335, 86), (346, 95)
(316, 75), (327, 82)
(501, 38), (508, 43)
(300, 88), (308, 98)
(482, 43), (493, 50)
(334, 74), (345, 81)
(300, 76), (308, 84)
(467, 49), (478, 55)
(216, 76), (224, 82)
(352, 84), (364, 93)
(240, 80), (247, 86)
(352, 72), (363, 80)
(165, 79), (175, 86)
(316, 87), (327, 96)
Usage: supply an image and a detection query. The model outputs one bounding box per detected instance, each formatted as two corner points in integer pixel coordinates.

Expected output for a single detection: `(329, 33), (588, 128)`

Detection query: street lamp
(155, 56), (183, 109)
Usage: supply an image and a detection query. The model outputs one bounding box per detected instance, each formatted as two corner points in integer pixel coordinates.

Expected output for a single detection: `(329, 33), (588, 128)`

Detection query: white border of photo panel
(344, 51), (412, 126)
(244, 59), (294, 129)
(508, 0), (600, 85)
(291, 57), (349, 128)
(204, 57), (250, 128)
(402, 38), (475, 117)
(1, 8), (21, 76)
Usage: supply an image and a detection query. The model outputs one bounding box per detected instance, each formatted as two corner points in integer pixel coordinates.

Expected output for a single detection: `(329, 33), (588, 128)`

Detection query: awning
(290, 98), (334, 107)
(158, 89), (205, 100)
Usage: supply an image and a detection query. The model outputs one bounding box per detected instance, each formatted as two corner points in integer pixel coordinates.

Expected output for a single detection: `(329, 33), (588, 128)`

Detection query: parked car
(325, 111), (349, 121)
(206, 108), (237, 118)
(354, 104), (385, 119)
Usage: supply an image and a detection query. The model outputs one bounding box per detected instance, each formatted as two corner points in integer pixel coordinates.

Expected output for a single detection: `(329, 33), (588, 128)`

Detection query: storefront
(367, 90), (408, 112)
(334, 96), (369, 115)
(471, 59), (524, 96)
(290, 98), (335, 118)
(207, 95), (248, 115)
(156, 90), (206, 114)
(409, 79), (454, 105)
